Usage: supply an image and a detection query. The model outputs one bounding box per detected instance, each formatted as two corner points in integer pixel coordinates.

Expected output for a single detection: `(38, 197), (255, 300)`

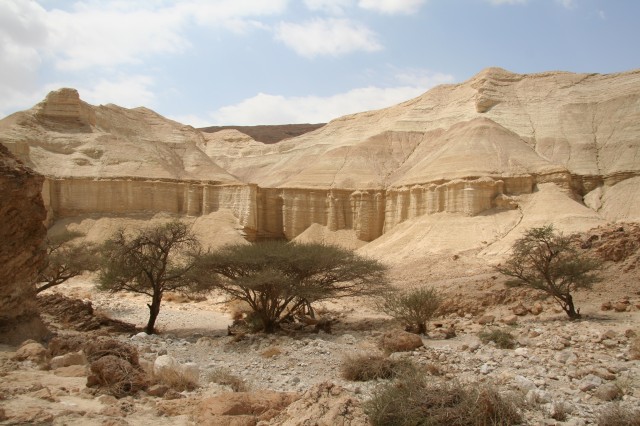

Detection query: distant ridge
(199, 123), (325, 144)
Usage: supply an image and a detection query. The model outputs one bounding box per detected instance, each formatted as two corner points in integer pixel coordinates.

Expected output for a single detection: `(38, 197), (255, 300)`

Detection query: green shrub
(479, 329), (516, 349)
(341, 354), (414, 381)
(365, 373), (523, 426)
(379, 286), (442, 334)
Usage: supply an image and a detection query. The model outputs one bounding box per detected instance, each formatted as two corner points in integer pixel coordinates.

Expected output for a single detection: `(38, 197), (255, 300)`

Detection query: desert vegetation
(36, 231), (99, 293)
(496, 225), (602, 319)
(97, 221), (203, 334)
(195, 240), (388, 333)
(379, 286), (442, 334)
(365, 371), (523, 426)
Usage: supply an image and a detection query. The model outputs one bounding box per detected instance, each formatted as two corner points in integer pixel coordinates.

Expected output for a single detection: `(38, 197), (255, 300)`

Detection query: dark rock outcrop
(0, 143), (48, 344)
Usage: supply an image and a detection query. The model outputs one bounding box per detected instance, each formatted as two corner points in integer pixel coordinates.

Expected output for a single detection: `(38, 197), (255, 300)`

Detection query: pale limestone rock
(1, 67), (640, 251)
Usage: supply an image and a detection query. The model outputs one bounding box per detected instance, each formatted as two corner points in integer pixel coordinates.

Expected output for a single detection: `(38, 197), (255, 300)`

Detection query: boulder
(50, 350), (87, 369)
(267, 382), (369, 426)
(13, 340), (48, 364)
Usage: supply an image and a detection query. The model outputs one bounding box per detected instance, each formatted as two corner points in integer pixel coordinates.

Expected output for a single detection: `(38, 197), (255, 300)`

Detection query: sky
(1, 0), (638, 126)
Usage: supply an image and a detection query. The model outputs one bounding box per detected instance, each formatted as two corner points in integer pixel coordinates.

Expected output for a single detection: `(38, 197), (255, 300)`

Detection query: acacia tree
(97, 221), (202, 334)
(495, 225), (601, 319)
(380, 286), (442, 334)
(196, 240), (389, 333)
(37, 231), (99, 293)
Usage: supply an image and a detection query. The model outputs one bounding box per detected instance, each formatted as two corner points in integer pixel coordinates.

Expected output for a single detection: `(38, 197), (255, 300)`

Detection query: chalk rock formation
(0, 144), (48, 344)
(203, 68), (640, 242)
(1, 68), (640, 249)
(0, 88), (245, 226)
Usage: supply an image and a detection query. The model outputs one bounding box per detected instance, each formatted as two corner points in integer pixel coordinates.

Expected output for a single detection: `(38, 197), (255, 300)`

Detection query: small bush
(84, 338), (139, 365)
(365, 373), (523, 426)
(341, 354), (414, 382)
(597, 403), (640, 426)
(379, 286), (442, 334)
(153, 366), (198, 392)
(207, 368), (248, 392)
(479, 329), (516, 349)
(89, 355), (148, 398)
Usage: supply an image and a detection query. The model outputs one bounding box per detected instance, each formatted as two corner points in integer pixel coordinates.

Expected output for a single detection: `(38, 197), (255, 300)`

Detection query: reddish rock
(529, 302), (543, 315)
(0, 144), (48, 344)
(512, 303), (528, 316)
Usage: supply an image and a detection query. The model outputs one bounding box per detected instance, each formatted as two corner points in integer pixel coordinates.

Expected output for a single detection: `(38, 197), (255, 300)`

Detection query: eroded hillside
(1, 67), (639, 253)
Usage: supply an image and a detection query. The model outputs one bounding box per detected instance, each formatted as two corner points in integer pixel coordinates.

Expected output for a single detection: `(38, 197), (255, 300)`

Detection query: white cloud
(168, 114), (214, 128)
(207, 70), (455, 125)
(0, 0), (289, 117)
(48, 5), (188, 71)
(0, 1), (47, 90)
(275, 18), (382, 57)
(304, 0), (354, 15)
(487, 0), (527, 5)
(556, 0), (576, 9)
(358, 0), (426, 14)
(77, 75), (156, 109)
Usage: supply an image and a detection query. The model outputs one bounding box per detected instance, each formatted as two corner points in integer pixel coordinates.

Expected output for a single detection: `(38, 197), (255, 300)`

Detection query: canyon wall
(0, 144), (48, 344)
(42, 174), (551, 242)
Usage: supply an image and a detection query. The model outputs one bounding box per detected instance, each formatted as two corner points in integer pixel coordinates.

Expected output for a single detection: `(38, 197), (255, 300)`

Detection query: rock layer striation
(1, 69), (640, 244)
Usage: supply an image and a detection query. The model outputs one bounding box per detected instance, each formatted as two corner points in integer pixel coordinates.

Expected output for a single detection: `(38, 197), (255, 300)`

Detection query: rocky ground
(1, 274), (638, 425)
(1, 224), (639, 425)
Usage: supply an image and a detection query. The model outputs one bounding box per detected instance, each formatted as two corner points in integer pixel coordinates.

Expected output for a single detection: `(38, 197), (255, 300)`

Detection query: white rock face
(1, 68), (639, 248)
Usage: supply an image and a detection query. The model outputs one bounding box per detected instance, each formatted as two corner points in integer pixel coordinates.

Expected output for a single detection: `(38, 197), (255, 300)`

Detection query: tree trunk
(416, 322), (427, 335)
(561, 294), (581, 320)
(146, 294), (162, 334)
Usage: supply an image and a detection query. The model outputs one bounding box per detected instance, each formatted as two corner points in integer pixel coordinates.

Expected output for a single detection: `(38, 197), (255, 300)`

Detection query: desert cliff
(0, 144), (48, 344)
(1, 68), (639, 249)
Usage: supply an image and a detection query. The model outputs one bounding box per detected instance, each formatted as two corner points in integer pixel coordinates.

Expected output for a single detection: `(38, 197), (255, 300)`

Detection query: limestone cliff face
(1, 68), (639, 245)
(0, 144), (48, 344)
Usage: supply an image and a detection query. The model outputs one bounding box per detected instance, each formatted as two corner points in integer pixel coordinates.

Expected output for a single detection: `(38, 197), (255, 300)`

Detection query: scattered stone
(50, 350), (87, 369)
(514, 375), (536, 392)
(514, 348), (529, 357)
(147, 384), (169, 397)
(13, 340), (48, 364)
(54, 364), (87, 377)
(477, 315), (495, 325)
(578, 374), (603, 392)
(614, 302), (628, 312)
(501, 315), (518, 325)
(601, 301), (613, 311)
(512, 303), (528, 316)
(529, 302), (543, 315)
